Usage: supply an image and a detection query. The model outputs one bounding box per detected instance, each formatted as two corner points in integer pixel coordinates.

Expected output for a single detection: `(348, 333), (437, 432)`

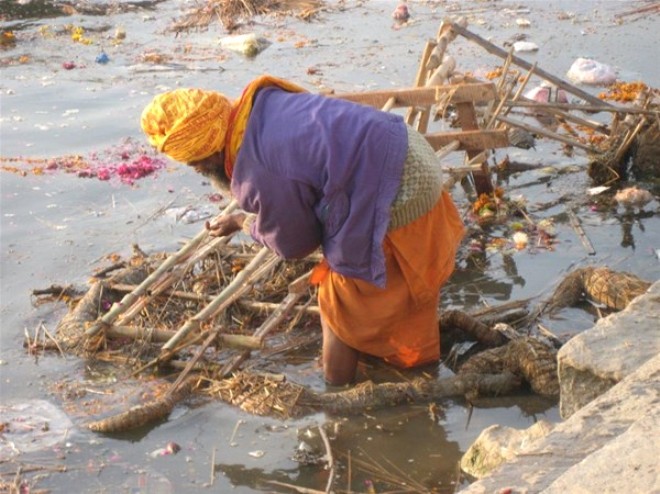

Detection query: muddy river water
(1, 0), (659, 492)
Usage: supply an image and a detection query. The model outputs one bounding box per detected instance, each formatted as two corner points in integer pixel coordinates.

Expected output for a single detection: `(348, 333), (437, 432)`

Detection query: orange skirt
(315, 191), (465, 368)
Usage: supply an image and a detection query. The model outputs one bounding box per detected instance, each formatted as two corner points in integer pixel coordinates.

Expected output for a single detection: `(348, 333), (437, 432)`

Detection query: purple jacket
(230, 87), (408, 288)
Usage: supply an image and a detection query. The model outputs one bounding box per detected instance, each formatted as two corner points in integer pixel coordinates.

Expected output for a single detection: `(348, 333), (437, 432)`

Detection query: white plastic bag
(566, 58), (616, 86)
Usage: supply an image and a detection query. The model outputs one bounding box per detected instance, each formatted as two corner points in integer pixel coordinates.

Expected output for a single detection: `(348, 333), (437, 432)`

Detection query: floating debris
(1, 138), (168, 186)
(614, 186), (654, 210)
(392, 3), (410, 22)
(512, 231), (529, 250)
(95, 52), (110, 64)
(150, 441), (181, 457)
(219, 33), (270, 57)
(598, 81), (648, 102)
(507, 127), (535, 149)
(524, 83), (568, 104)
(566, 57), (617, 86)
(512, 41), (538, 53)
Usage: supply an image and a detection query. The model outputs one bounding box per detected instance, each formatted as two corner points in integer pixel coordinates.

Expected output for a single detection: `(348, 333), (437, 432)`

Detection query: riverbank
(459, 280), (660, 493)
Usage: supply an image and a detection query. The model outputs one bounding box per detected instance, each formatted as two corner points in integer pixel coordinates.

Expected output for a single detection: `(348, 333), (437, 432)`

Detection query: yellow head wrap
(140, 88), (231, 164)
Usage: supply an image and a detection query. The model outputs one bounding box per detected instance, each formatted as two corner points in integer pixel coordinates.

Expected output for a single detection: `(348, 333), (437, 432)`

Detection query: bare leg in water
(321, 318), (359, 386)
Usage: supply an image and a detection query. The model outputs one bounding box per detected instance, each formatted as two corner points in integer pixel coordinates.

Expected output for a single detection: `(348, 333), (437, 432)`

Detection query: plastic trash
(96, 52), (110, 64)
(392, 3), (410, 22)
(219, 33), (270, 57)
(513, 41), (539, 53)
(566, 58), (617, 86)
(524, 82), (568, 103)
(614, 186), (653, 209)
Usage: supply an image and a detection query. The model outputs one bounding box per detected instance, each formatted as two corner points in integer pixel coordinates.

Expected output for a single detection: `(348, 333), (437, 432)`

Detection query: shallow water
(1, 0), (659, 492)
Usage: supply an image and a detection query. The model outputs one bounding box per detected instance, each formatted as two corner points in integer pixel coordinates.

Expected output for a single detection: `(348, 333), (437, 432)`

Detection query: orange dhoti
(316, 191), (465, 368)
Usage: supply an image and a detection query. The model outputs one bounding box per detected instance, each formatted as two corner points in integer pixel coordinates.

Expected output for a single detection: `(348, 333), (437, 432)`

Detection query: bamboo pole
(161, 247), (276, 353)
(435, 140), (461, 160)
(490, 62), (537, 128)
(109, 283), (321, 315)
(480, 49), (515, 128)
(85, 200), (239, 337)
(449, 22), (614, 109)
(115, 233), (234, 324)
(486, 77), (517, 130)
(109, 283), (212, 302)
(405, 40), (436, 126)
(510, 99), (612, 134)
(381, 96), (396, 112)
(497, 115), (598, 152)
(105, 324), (262, 349)
(503, 101), (657, 116)
(566, 209), (596, 255)
(218, 269), (314, 377)
(239, 300), (320, 316)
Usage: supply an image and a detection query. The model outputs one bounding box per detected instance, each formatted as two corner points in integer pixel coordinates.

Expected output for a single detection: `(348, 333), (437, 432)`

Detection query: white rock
(461, 420), (554, 478)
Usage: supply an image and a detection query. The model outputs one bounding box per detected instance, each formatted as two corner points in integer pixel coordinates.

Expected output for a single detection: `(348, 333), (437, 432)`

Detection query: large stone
(542, 410), (660, 493)
(461, 420), (554, 479)
(557, 280), (660, 418)
(458, 353), (660, 493)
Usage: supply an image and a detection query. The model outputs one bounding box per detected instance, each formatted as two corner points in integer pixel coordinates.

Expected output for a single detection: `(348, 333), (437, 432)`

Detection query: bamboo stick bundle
(218, 269), (315, 377)
(160, 247), (277, 354)
(113, 220), (239, 325)
(85, 200), (239, 337)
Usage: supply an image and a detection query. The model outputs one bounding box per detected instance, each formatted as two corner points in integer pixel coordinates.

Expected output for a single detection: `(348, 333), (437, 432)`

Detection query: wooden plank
(334, 83), (497, 109)
(425, 129), (509, 151)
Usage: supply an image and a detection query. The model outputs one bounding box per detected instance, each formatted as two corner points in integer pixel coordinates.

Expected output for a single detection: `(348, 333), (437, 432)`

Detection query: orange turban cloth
(140, 89), (231, 163)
